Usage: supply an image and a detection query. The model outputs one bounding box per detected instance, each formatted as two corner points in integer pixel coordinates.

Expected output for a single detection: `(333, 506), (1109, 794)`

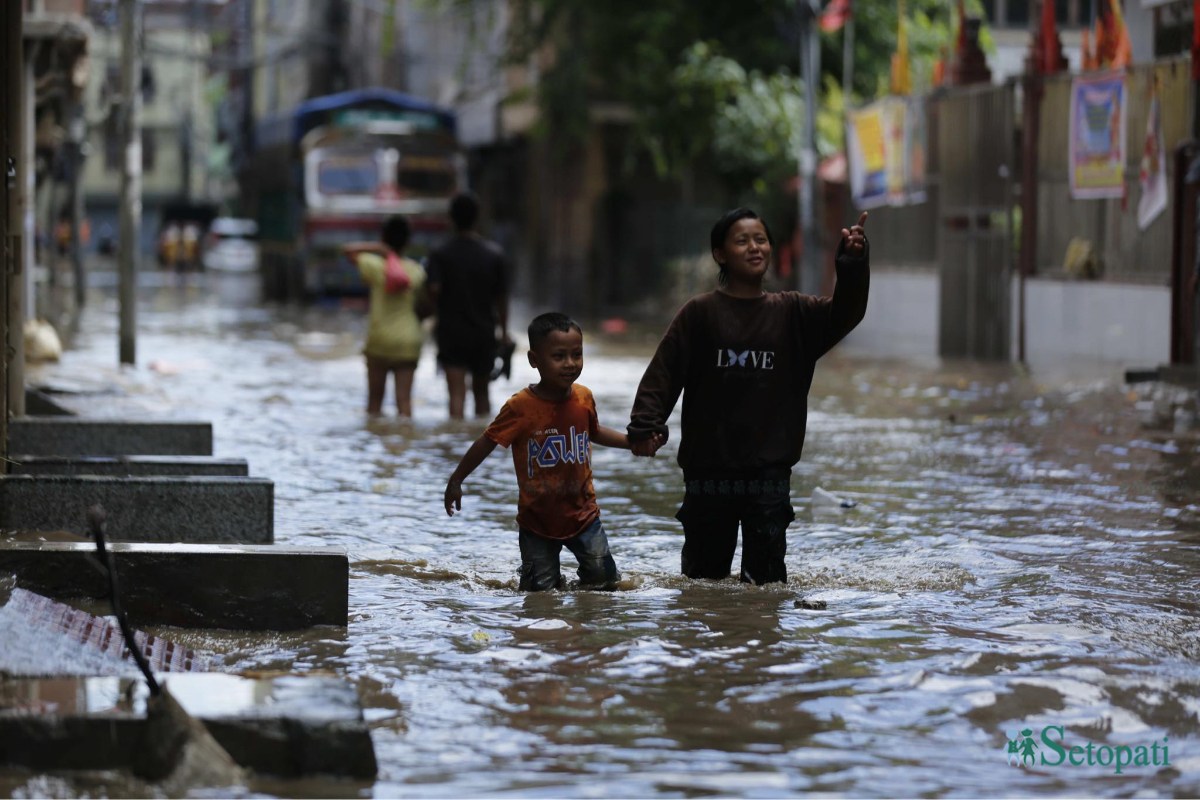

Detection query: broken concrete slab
(0, 674), (377, 778)
(0, 541), (348, 629)
(0, 586), (213, 676)
(0, 474), (273, 544)
(9, 417), (213, 457)
(9, 455), (250, 477)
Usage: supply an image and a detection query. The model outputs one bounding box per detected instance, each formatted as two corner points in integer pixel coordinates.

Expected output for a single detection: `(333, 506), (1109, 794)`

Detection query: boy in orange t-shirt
(444, 312), (662, 591)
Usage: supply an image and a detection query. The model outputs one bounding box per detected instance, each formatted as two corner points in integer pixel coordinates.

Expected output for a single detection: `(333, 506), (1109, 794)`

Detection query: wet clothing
(425, 233), (509, 372)
(364, 354), (418, 371)
(356, 252), (426, 363)
(518, 517), (619, 591)
(628, 239), (869, 582)
(486, 383), (621, 591)
(485, 384), (602, 541)
(676, 471), (795, 583)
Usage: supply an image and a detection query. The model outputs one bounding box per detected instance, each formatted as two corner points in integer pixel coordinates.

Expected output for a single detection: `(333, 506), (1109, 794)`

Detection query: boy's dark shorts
(437, 338), (495, 376)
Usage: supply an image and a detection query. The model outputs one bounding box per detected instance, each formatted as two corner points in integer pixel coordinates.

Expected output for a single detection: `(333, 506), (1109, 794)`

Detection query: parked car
(203, 217), (259, 273)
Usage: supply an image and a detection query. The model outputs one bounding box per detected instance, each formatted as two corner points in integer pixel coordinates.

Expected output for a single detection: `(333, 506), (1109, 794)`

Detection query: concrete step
(0, 541), (348, 629)
(24, 387), (74, 416)
(0, 474), (273, 544)
(0, 674), (377, 778)
(9, 417), (213, 457)
(9, 455), (250, 477)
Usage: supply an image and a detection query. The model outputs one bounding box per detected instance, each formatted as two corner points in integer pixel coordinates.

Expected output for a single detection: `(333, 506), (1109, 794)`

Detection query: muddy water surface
(10, 270), (1200, 797)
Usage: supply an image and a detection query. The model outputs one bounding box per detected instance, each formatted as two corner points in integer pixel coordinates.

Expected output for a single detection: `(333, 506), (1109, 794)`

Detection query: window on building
(985, 0), (1095, 28)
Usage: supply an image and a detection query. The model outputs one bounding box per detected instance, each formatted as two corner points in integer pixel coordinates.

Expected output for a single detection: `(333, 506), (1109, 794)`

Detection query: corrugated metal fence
(936, 82), (1016, 360)
(1037, 58), (1192, 282)
(860, 57), (1192, 359)
(867, 57), (1191, 286)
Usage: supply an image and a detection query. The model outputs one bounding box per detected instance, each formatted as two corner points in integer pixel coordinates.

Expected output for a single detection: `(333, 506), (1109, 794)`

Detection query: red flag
(820, 0), (852, 33)
(1042, 0), (1056, 72)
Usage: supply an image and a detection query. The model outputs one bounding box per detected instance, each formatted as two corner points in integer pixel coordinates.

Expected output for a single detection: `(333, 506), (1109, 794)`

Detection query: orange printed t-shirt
(484, 384), (600, 541)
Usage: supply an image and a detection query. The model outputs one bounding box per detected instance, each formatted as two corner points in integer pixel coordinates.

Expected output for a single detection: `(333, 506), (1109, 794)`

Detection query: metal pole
(68, 108), (86, 312)
(13, 37), (37, 418)
(118, 0), (142, 365)
(3, 0), (24, 458)
(799, 0), (822, 294)
(843, 15), (854, 100)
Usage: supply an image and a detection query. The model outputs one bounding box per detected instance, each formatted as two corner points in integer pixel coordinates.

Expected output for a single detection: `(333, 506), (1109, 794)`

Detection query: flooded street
(16, 269), (1200, 797)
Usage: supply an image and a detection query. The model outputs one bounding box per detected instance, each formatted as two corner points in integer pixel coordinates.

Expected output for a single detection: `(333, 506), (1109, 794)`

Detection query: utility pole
(14, 13), (36, 418)
(3, 0), (24, 461)
(842, 9), (854, 100)
(797, 0), (822, 294)
(117, 0), (141, 365)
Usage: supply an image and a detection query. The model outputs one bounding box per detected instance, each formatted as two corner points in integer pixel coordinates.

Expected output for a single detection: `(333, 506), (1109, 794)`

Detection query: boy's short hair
(381, 215), (410, 252)
(449, 192), (480, 231)
(528, 312), (583, 349)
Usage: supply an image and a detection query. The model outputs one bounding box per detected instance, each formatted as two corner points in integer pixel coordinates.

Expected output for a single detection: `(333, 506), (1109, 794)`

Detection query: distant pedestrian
(425, 192), (512, 420)
(158, 222), (181, 270)
(342, 215), (430, 417)
(181, 223), (201, 271)
(627, 208), (870, 586)
(443, 312), (662, 591)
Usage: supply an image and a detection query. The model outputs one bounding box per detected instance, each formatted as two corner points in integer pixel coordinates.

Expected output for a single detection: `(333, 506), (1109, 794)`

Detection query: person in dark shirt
(627, 207), (869, 586)
(425, 192), (513, 419)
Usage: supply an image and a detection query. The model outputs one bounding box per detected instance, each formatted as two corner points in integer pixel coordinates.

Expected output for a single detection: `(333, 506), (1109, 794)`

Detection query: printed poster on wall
(1069, 71), (1128, 199)
(846, 97), (927, 209)
(847, 104), (889, 209)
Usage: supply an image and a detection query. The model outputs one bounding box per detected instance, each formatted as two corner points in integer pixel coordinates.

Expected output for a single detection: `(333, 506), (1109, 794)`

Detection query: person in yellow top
(342, 215), (429, 417)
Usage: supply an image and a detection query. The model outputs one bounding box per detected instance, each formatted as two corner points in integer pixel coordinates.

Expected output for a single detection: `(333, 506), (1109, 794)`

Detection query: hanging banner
(846, 97), (926, 209)
(847, 104), (889, 208)
(1137, 90), (1168, 230)
(1068, 70), (1127, 199)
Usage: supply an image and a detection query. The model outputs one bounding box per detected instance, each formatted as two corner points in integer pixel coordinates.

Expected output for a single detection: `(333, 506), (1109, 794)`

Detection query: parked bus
(245, 87), (464, 300)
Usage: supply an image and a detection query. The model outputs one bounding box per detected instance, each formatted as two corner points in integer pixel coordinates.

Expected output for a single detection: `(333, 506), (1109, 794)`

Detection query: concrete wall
(843, 267), (1172, 369)
(1014, 277), (1172, 369)
(842, 268), (940, 359)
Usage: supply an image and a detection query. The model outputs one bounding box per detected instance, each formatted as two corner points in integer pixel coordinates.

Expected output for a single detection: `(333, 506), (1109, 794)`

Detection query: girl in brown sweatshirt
(628, 208), (869, 585)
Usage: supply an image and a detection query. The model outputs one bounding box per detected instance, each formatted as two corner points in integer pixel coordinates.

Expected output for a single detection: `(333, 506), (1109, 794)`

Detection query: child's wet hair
(381, 215), (410, 252)
(710, 208), (774, 285)
(528, 312), (583, 349)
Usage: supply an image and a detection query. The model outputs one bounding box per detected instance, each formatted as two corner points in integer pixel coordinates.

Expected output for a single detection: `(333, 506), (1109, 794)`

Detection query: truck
(244, 87), (464, 301)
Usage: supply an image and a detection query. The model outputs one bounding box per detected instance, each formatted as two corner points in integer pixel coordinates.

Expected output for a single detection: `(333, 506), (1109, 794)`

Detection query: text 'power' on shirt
(484, 384), (602, 541)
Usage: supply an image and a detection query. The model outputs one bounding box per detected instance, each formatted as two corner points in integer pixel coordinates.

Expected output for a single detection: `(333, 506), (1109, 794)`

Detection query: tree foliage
(504, 0), (989, 188)
(506, 0), (795, 172)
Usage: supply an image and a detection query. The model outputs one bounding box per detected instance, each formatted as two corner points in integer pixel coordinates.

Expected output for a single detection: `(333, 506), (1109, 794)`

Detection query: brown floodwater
(6, 269), (1200, 797)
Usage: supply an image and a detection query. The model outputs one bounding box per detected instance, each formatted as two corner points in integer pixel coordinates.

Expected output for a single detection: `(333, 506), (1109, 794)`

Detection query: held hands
(444, 478), (463, 516)
(630, 432), (666, 458)
(841, 211), (869, 258)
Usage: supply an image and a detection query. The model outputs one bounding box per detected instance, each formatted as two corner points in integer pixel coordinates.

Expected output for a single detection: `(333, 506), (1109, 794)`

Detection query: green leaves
(500, 0), (990, 192)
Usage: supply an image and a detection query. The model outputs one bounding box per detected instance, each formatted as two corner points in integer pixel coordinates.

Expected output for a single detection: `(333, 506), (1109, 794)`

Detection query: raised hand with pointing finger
(841, 211), (869, 258)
